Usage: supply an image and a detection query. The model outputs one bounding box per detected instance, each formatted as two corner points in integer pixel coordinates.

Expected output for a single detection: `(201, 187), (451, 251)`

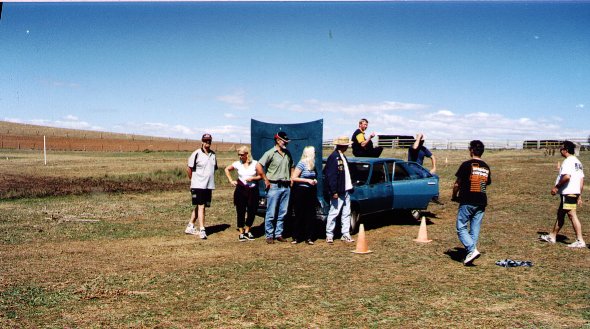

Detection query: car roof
(323, 157), (406, 163)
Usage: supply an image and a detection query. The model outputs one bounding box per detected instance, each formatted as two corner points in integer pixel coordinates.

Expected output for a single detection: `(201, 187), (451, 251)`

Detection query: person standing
(185, 133), (218, 239)
(451, 140), (491, 265)
(539, 141), (586, 248)
(291, 146), (318, 245)
(408, 133), (437, 173)
(324, 136), (355, 244)
(225, 146), (266, 242)
(409, 133), (442, 204)
(259, 131), (294, 244)
(351, 118), (383, 157)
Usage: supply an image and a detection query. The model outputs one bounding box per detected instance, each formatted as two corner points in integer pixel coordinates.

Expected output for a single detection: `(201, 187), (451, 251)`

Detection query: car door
(346, 161), (370, 212)
(361, 161), (393, 214)
(391, 161), (438, 209)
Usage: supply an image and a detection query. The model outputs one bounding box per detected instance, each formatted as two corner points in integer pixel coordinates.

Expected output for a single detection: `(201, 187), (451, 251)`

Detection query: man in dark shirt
(351, 118), (383, 157)
(408, 133), (442, 204)
(452, 140), (492, 266)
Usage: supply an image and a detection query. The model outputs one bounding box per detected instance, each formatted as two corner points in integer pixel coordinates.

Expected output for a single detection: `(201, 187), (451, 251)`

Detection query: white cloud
(576, 104), (585, 109)
(273, 99), (429, 115)
(224, 113), (238, 119)
(113, 122), (196, 138)
(217, 89), (251, 110)
(38, 79), (80, 89)
(267, 99), (590, 141)
(6, 115), (101, 131)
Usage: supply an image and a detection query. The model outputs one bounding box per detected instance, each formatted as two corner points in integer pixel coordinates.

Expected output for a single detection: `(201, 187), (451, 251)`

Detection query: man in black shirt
(452, 140), (492, 266)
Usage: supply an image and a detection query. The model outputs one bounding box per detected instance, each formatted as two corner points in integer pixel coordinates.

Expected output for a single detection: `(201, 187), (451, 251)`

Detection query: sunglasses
(202, 139), (212, 143)
(238, 153), (248, 156)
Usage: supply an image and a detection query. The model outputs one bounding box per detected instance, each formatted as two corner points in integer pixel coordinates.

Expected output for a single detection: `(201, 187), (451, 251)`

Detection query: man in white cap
(324, 136), (355, 244)
(185, 133), (218, 239)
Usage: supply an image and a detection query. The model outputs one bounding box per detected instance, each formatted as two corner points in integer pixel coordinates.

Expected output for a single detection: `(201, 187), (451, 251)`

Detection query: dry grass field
(1, 145), (589, 328)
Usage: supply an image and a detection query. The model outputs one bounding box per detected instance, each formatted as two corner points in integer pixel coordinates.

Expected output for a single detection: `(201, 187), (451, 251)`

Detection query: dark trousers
(292, 184), (317, 241)
(234, 183), (259, 228)
(353, 146), (383, 158)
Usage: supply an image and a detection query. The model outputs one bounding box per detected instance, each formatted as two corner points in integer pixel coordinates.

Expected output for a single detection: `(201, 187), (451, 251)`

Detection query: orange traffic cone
(351, 223), (373, 254)
(413, 216), (432, 243)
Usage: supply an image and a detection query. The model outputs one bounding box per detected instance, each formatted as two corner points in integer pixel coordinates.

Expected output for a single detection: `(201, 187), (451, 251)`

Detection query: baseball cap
(275, 131), (290, 142)
(201, 133), (212, 142)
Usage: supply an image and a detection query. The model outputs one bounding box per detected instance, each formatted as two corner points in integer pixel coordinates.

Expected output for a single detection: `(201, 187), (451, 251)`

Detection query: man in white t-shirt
(540, 141), (586, 248)
(185, 133), (218, 239)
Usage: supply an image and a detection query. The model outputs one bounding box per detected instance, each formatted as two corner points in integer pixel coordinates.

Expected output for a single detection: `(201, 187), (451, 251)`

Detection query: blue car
(252, 119), (439, 233)
(329, 157), (438, 232)
(258, 156), (439, 233)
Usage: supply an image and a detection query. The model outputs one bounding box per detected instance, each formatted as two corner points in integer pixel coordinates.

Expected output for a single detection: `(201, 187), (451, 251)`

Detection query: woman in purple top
(290, 146), (318, 245)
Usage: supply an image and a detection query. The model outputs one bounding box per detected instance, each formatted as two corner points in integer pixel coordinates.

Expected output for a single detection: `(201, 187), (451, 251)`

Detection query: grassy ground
(1, 148), (589, 328)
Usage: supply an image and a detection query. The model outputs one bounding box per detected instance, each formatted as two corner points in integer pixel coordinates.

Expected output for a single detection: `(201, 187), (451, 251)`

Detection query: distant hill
(0, 121), (244, 152)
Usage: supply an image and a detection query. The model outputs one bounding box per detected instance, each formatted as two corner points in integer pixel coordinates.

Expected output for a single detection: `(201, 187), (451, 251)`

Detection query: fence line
(322, 137), (590, 150)
(1, 131), (588, 152)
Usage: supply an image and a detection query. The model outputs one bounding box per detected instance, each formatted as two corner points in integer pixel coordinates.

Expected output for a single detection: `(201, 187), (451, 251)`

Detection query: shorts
(560, 194), (579, 211)
(191, 188), (212, 207)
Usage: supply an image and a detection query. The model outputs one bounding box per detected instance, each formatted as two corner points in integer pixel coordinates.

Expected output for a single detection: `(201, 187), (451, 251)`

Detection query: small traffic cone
(351, 223), (373, 254)
(413, 216), (432, 243)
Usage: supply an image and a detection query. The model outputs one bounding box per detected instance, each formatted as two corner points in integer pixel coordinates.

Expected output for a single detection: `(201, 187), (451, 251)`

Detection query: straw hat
(333, 136), (352, 146)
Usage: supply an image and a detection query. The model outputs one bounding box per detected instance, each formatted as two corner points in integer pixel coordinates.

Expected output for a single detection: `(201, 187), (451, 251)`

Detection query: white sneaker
(539, 234), (556, 243)
(185, 226), (197, 235)
(567, 240), (586, 248)
(340, 235), (355, 243)
(199, 229), (207, 240)
(464, 249), (481, 265)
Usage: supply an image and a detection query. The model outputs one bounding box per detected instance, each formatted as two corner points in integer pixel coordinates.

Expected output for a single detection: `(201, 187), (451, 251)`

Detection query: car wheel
(350, 210), (361, 234)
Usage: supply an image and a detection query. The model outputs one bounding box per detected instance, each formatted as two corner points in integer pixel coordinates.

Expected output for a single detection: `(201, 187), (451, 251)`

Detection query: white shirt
(188, 149), (217, 189)
(556, 155), (584, 195)
(340, 151), (353, 191)
(231, 160), (259, 188)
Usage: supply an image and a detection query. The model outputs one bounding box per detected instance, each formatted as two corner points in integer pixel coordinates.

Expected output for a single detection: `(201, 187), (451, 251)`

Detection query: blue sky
(1, 1), (589, 143)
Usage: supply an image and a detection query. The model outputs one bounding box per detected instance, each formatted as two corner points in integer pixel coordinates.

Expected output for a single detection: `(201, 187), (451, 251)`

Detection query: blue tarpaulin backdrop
(251, 119), (324, 199)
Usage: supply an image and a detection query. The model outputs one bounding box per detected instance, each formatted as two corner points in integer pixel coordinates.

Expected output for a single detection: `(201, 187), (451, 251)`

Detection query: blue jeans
(456, 204), (486, 253)
(264, 184), (290, 238)
(326, 192), (351, 238)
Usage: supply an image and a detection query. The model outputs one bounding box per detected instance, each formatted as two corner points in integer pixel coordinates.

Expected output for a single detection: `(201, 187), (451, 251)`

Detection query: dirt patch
(0, 173), (185, 199)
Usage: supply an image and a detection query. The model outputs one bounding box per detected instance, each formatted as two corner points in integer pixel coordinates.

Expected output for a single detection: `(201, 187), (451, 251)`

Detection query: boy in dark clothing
(452, 140), (492, 266)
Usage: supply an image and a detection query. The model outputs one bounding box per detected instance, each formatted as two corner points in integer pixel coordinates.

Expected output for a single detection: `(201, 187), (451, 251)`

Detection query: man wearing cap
(185, 133), (218, 239)
(324, 136), (355, 243)
(351, 118), (383, 157)
(259, 131), (294, 244)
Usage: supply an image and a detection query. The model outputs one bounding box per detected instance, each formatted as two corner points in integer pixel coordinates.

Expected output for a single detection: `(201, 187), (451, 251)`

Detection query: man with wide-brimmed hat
(324, 136), (355, 244)
(259, 131), (294, 244)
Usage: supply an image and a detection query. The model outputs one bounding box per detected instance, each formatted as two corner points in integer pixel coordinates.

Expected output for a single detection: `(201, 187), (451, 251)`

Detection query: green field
(1, 148), (589, 328)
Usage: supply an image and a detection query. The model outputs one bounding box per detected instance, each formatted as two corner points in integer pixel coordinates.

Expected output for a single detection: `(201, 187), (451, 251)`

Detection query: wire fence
(323, 137), (590, 151)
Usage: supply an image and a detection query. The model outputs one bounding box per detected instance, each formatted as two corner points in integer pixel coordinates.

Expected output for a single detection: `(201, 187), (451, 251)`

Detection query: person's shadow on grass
(206, 224), (231, 236)
(444, 247), (467, 263)
(536, 231), (568, 243)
